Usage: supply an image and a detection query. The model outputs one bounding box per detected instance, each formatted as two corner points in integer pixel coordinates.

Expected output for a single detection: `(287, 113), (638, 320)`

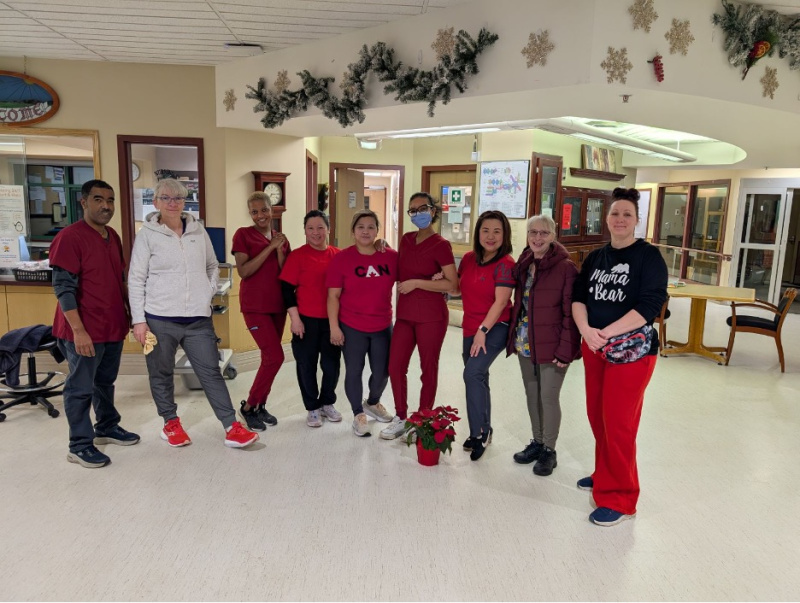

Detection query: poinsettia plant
(405, 406), (461, 454)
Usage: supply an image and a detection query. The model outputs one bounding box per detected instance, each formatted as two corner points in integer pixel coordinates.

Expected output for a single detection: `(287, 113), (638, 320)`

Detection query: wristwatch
(479, 325), (489, 334)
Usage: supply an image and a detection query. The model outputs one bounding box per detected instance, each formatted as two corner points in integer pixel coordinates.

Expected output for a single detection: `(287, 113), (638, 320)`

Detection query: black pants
(340, 323), (391, 417)
(292, 315), (342, 411)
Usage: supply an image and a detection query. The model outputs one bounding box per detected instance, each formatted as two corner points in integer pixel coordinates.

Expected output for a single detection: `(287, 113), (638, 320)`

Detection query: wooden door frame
(329, 162), (404, 244)
(306, 149), (318, 214)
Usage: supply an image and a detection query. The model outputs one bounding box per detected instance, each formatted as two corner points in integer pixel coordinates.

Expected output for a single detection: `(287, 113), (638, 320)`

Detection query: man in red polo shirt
(50, 179), (139, 468)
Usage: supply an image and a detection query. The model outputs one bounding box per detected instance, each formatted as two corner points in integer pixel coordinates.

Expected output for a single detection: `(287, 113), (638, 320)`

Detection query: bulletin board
(477, 160), (530, 219)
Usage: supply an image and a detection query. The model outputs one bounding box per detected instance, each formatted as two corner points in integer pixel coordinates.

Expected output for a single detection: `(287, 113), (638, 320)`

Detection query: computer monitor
(204, 227), (227, 264)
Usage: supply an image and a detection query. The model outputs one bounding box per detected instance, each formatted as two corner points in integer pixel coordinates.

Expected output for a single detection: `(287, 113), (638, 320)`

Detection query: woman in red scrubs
(231, 191), (290, 432)
(382, 192), (457, 440)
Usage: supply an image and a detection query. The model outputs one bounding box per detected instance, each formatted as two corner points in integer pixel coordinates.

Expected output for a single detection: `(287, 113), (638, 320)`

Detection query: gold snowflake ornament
(521, 30), (555, 68)
(432, 27), (456, 61)
(761, 66), (779, 99)
(601, 47), (633, 84)
(628, 0), (658, 33)
(274, 70), (291, 93)
(665, 18), (694, 55)
(223, 88), (237, 112)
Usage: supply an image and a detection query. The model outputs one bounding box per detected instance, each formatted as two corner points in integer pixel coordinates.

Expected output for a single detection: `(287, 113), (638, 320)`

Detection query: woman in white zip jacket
(128, 178), (258, 450)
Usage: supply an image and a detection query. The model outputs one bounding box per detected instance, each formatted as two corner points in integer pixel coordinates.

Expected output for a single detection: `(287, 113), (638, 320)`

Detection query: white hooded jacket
(128, 211), (218, 324)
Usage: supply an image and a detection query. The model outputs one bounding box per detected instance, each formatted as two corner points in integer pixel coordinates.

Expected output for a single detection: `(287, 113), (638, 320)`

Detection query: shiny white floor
(2, 297), (799, 601)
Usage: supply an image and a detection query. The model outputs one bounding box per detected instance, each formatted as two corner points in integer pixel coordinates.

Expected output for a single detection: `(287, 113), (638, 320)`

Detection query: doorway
(732, 180), (799, 303)
(329, 163), (404, 249)
(421, 165), (477, 258)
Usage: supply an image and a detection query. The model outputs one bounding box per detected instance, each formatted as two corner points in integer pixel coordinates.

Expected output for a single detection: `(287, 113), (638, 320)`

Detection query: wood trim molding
(569, 168), (625, 181)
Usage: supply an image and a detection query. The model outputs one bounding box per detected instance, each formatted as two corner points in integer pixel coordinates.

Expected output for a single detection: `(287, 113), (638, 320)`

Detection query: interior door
(429, 169), (477, 257)
(732, 187), (793, 302)
(334, 168), (365, 247)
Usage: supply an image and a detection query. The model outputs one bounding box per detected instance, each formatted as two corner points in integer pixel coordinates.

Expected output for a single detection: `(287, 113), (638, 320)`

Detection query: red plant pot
(416, 439), (441, 466)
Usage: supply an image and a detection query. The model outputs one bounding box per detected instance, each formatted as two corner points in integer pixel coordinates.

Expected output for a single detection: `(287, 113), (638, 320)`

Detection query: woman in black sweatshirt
(572, 187), (668, 527)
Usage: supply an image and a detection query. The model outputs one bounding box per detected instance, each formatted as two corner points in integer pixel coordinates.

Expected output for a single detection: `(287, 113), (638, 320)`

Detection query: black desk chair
(725, 288), (797, 372)
(0, 339), (66, 422)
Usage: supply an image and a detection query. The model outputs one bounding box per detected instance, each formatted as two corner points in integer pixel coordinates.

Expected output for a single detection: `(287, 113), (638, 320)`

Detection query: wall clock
(131, 161), (141, 182)
(263, 182), (282, 205)
(252, 171), (290, 230)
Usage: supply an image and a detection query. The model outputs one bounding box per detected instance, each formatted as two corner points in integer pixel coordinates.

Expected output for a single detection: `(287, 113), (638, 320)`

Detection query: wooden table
(661, 284), (755, 364)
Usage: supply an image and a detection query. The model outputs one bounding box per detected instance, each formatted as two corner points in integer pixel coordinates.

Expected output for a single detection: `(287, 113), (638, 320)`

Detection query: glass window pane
(746, 194), (782, 245)
(586, 197), (604, 235)
(737, 248), (772, 300)
(70, 166), (94, 185)
(690, 186), (727, 252)
(658, 186), (688, 246)
(686, 250), (720, 285)
(659, 245), (684, 280)
(560, 196), (582, 237)
(540, 165), (558, 218)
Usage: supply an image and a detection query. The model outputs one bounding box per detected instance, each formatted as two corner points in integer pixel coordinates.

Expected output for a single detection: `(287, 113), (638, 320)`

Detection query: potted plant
(405, 406), (460, 466)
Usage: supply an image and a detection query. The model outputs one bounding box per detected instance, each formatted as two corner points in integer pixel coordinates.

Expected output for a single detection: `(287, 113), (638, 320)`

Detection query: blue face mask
(410, 212), (433, 229)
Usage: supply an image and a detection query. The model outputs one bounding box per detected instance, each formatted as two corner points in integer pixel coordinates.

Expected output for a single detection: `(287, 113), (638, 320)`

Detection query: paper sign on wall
(561, 203), (573, 230)
(0, 236), (21, 267)
(348, 191), (357, 209)
(0, 185), (27, 236)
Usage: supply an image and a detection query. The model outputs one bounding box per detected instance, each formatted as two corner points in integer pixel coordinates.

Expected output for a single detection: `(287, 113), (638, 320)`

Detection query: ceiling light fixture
(224, 43), (263, 57)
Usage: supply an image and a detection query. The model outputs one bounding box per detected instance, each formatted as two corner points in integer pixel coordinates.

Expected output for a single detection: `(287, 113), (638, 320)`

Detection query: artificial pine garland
(245, 28), (499, 129)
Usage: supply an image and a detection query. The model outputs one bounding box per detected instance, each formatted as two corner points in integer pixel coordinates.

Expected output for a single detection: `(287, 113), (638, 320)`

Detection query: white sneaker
(352, 413), (371, 437)
(320, 404), (342, 422)
(380, 416), (409, 440)
(363, 401), (393, 423)
(306, 410), (322, 428)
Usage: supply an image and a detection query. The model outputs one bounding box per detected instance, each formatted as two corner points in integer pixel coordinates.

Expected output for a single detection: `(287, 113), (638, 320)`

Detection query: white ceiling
(0, 0), (473, 65)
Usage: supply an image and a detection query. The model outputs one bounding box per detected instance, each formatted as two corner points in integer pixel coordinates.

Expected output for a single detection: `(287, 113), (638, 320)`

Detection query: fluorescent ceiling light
(356, 125), (500, 142)
(356, 138), (381, 151)
(363, 171), (384, 177)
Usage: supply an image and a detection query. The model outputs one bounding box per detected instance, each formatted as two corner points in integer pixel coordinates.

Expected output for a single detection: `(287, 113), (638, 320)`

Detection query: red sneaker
(224, 421), (259, 448)
(161, 418), (191, 447)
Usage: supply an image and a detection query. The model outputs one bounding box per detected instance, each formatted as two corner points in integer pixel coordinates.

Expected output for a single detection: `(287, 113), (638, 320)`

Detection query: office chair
(0, 338), (65, 422)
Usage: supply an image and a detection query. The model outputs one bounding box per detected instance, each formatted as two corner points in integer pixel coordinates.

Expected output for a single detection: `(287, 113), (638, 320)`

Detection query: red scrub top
(396, 231), (455, 324)
(231, 226), (291, 314)
(457, 251), (515, 335)
(279, 244), (340, 319)
(326, 246), (399, 332)
(50, 220), (129, 343)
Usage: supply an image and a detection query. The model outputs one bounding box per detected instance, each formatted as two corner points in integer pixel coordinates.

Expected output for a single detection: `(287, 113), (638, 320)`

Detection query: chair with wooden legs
(653, 297), (671, 356)
(725, 288), (797, 372)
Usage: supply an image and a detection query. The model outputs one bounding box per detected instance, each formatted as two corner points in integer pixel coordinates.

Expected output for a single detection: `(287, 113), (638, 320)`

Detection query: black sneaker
(257, 405), (278, 426)
(533, 447), (557, 476)
(470, 427), (493, 462)
(94, 425), (141, 446)
(462, 436), (478, 451)
(513, 439), (544, 464)
(240, 401), (266, 432)
(67, 445), (110, 468)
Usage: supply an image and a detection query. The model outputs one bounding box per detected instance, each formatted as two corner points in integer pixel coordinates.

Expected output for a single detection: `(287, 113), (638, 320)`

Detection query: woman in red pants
(231, 191), (291, 432)
(572, 187), (667, 526)
(381, 192), (457, 440)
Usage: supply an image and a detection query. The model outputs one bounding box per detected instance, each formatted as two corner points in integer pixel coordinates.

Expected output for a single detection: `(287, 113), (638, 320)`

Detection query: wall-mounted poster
(477, 160), (530, 219)
(0, 184), (26, 236)
(635, 188), (653, 240)
(0, 71), (60, 125)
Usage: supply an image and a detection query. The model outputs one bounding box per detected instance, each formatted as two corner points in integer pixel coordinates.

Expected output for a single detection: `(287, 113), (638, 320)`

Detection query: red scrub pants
(243, 312), (286, 408)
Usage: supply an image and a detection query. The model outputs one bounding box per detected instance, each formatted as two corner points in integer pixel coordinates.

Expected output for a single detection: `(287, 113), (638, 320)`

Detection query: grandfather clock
(252, 171), (290, 231)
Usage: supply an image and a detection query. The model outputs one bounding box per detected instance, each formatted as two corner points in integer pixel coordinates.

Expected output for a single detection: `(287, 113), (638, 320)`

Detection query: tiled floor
(1, 297), (799, 601)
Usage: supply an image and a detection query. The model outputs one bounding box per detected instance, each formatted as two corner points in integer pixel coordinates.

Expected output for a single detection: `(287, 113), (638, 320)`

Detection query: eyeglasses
(527, 229), (552, 237)
(407, 205), (432, 217)
(157, 195), (185, 204)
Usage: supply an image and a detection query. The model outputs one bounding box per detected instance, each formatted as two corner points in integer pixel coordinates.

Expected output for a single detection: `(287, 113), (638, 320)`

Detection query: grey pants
(340, 323), (391, 417)
(145, 317), (236, 429)
(517, 356), (568, 449)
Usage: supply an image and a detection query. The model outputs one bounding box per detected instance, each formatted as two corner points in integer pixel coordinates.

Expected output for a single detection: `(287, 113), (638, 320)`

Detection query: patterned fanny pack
(599, 324), (654, 364)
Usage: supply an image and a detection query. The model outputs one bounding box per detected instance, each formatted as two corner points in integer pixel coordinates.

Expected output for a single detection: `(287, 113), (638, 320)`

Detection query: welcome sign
(0, 71), (60, 125)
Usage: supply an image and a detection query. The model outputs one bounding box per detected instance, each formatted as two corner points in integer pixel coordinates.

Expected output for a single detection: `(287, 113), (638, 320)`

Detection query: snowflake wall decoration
(521, 30), (555, 67)
(665, 18), (694, 55)
(601, 47), (633, 83)
(432, 27), (456, 60)
(274, 70), (291, 93)
(628, 0), (659, 33)
(223, 89), (237, 112)
(761, 66), (779, 99)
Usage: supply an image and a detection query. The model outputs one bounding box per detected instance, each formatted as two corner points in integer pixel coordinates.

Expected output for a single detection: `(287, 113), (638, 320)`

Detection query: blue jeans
(462, 323), (509, 438)
(58, 339), (124, 453)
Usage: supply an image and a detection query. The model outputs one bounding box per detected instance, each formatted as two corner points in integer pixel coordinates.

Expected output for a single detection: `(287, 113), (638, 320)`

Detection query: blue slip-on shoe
(589, 506), (635, 527)
(576, 476), (594, 491)
(94, 425), (141, 446)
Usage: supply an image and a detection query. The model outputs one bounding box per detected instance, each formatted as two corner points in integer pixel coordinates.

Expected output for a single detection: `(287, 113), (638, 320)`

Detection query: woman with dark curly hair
(572, 187), (668, 526)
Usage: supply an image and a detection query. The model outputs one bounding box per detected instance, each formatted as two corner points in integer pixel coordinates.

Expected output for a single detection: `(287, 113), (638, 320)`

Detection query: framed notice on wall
(0, 184), (26, 236)
(478, 160), (530, 219)
(635, 188), (653, 240)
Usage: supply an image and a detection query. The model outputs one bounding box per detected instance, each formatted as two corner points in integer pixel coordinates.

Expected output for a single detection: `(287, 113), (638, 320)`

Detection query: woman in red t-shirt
(279, 210), (343, 429)
(456, 210), (515, 461)
(231, 191), (291, 432)
(326, 210), (399, 437)
(382, 192), (457, 440)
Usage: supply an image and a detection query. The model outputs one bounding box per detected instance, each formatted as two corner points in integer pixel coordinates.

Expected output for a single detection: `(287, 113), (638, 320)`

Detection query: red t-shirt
(396, 231), (455, 323)
(231, 226), (291, 314)
(326, 245), (399, 332)
(49, 220), (129, 343)
(280, 244), (341, 319)
(457, 251), (516, 335)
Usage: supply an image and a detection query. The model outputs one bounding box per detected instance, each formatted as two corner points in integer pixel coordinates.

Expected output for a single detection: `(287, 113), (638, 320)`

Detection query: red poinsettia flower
(434, 431), (447, 444)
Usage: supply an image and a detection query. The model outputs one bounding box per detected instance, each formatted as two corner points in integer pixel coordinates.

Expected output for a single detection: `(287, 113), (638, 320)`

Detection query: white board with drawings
(477, 160), (530, 219)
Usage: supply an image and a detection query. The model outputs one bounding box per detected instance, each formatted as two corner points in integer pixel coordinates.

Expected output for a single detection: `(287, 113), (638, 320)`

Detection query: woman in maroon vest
(506, 214), (580, 477)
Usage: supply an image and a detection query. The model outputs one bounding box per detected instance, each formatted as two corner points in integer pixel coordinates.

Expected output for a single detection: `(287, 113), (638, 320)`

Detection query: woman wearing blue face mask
(382, 192), (458, 440)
